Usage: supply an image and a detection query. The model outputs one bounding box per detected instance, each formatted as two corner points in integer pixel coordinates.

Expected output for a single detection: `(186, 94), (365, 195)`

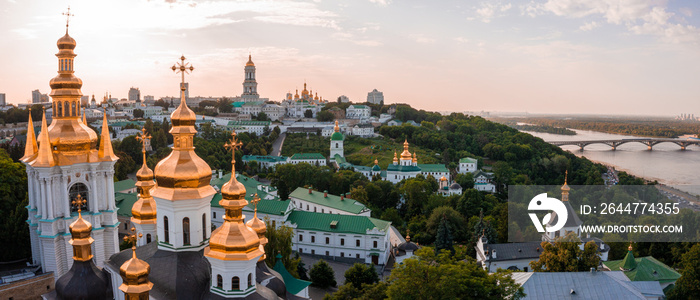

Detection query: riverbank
(656, 184), (700, 211)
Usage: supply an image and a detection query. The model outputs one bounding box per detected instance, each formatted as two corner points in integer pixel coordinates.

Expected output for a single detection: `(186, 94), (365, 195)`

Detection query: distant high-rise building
(241, 54), (260, 102)
(128, 87), (141, 102)
(0, 93), (5, 106)
(183, 82), (189, 99)
(367, 89), (384, 105)
(338, 95), (350, 103)
(32, 89), (42, 103)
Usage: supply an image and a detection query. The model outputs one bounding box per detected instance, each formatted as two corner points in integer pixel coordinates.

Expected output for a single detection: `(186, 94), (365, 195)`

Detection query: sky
(1, 0), (700, 116)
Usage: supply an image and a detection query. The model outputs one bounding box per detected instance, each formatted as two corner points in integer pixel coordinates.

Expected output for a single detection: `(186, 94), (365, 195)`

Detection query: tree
(309, 259), (336, 288)
(344, 263), (379, 289)
(255, 112), (269, 121)
(304, 109), (313, 118)
(530, 232), (601, 272)
(295, 253), (309, 281)
(387, 247), (524, 300)
(435, 214), (455, 255)
(668, 243), (700, 300)
(263, 220), (298, 277)
(324, 282), (388, 300)
(426, 206), (466, 243)
(133, 108), (144, 118)
(316, 110), (334, 122)
(0, 149), (29, 261)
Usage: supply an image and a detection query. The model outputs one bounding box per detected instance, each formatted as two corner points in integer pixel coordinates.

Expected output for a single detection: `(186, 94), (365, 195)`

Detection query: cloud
(11, 28), (37, 39)
(331, 32), (382, 46)
(368, 0), (391, 6)
(453, 37), (469, 43)
(679, 7), (692, 17)
(408, 34), (436, 44)
(526, 0), (700, 45)
(579, 21), (600, 31)
(475, 2), (512, 23)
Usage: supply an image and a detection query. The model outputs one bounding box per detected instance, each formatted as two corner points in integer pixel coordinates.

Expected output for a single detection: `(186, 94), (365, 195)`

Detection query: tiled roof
(286, 210), (390, 235)
(459, 157), (477, 163)
(417, 164), (449, 173)
(603, 255), (681, 283)
(113, 179), (136, 192)
(511, 271), (663, 300)
(290, 153), (325, 160)
(273, 254), (311, 295)
(288, 187), (368, 214)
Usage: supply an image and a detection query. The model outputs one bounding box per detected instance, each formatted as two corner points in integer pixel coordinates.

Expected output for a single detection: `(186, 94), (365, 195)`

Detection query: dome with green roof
(331, 131), (344, 141)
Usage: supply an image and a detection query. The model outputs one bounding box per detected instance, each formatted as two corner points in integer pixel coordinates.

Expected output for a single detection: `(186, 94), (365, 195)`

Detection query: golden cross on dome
(123, 227), (143, 250)
(565, 170), (568, 184)
(71, 194), (86, 216)
(171, 55), (194, 91)
(136, 128), (151, 153)
(62, 6), (74, 31)
(224, 130), (243, 164)
(251, 193), (261, 208)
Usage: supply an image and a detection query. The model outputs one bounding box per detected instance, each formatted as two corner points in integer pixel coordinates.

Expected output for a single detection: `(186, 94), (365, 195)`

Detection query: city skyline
(1, 0), (700, 116)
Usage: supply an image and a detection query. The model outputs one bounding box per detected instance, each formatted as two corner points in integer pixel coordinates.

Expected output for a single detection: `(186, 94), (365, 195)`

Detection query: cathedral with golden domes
(34, 14), (309, 300)
(282, 82), (327, 119)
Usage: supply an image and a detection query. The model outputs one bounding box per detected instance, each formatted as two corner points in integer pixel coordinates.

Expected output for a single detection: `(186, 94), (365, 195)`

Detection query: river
(522, 129), (700, 196)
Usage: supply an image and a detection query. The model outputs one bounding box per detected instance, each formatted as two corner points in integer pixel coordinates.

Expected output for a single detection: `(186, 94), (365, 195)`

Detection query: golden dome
(314, 93), (319, 101)
(628, 243), (633, 251)
(246, 195), (267, 237)
(393, 150), (398, 163)
(561, 170), (570, 192)
(119, 249), (152, 291)
(245, 54), (255, 67)
(70, 212), (92, 239)
(440, 176), (447, 182)
(69, 195), (94, 262)
(374, 159), (379, 165)
(400, 139), (412, 160)
(412, 153), (417, 163)
(57, 32), (76, 50)
(133, 141), (157, 222)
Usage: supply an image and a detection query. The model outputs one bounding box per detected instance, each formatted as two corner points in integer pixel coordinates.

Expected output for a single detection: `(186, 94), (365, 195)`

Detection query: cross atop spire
(71, 194), (86, 216)
(171, 55), (194, 91)
(123, 227), (143, 250)
(224, 130), (243, 164)
(251, 193), (261, 216)
(136, 128), (151, 154)
(62, 6), (74, 33)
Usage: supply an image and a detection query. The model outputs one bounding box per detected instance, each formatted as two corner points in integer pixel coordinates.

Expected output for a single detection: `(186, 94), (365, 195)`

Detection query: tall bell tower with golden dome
(241, 54), (259, 102)
(151, 56), (216, 252)
(21, 9), (120, 279)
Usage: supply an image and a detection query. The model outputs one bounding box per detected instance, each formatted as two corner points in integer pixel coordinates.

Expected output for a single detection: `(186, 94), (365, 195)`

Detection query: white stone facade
(346, 105), (371, 119)
(154, 196), (214, 252)
(291, 228), (391, 265)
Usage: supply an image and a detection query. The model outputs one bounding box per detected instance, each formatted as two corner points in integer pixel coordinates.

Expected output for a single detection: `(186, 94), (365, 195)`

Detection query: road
(271, 132), (286, 156)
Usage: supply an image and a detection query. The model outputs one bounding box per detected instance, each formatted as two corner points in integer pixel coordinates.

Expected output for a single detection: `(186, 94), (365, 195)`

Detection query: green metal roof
(210, 173), (290, 215)
(386, 164), (421, 172)
(331, 131), (344, 141)
(351, 105), (369, 109)
(621, 250), (638, 270)
(372, 164), (381, 171)
(273, 254), (311, 295)
(232, 101), (245, 108)
(603, 256), (681, 283)
(473, 170), (494, 179)
(114, 192), (138, 217)
(459, 157), (477, 164)
(242, 155), (288, 163)
(290, 153), (325, 160)
(113, 179), (136, 192)
(417, 164), (449, 173)
(354, 166), (371, 171)
(286, 210), (390, 235)
(288, 187), (368, 214)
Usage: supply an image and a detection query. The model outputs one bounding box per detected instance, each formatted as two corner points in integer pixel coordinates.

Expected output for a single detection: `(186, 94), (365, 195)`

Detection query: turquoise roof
(288, 188), (368, 214)
(242, 155), (288, 163)
(603, 255), (681, 284)
(273, 254), (311, 295)
(232, 101), (245, 108)
(113, 179), (136, 192)
(210, 173), (290, 215)
(386, 164), (421, 172)
(354, 165), (371, 171)
(417, 164), (449, 173)
(286, 210), (390, 235)
(331, 131), (344, 141)
(290, 153), (325, 160)
(372, 164), (381, 171)
(352, 105), (369, 109)
(459, 157), (477, 164)
(473, 170), (494, 179)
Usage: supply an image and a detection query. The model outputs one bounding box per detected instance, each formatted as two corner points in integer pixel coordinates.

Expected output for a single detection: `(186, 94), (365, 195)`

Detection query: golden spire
(628, 241), (633, 251)
(31, 108), (55, 167)
(62, 6), (73, 34)
(205, 130), (263, 261)
(98, 112), (118, 161)
(393, 150), (398, 163)
(246, 54), (255, 67)
(406, 229), (411, 242)
(246, 193), (268, 262)
(81, 108), (87, 124)
(334, 120), (340, 132)
(21, 107), (38, 162)
(314, 92), (319, 101)
(400, 139), (412, 160)
(294, 89), (299, 99)
(119, 228), (153, 299)
(152, 56), (214, 200)
(132, 129), (156, 222)
(561, 170), (570, 201)
(69, 194), (94, 261)
(374, 159), (379, 165)
(412, 152), (417, 163)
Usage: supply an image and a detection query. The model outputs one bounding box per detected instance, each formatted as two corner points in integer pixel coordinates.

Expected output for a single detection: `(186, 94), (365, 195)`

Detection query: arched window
(232, 277), (240, 290)
(216, 275), (222, 289)
(213, 211), (216, 219)
(248, 273), (253, 288)
(69, 183), (89, 212)
(164, 216), (170, 243)
(202, 213), (207, 241)
(71, 102), (76, 116)
(146, 234), (152, 243)
(63, 101), (69, 117)
(183, 217), (190, 245)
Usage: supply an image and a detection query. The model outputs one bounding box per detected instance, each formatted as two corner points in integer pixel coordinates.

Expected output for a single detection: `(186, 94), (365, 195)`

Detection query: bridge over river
(548, 138), (700, 151)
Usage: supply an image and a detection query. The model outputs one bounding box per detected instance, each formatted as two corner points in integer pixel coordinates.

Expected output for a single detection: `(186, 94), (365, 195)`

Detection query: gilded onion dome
(246, 194), (268, 262)
(246, 54), (255, 67)
(69, 195), (94, 262)
(132, 129), (157, 222)
(152, 56), (214, 201)
(393, 150), (398, 163)
(412, 153), (417, 163)
(205, 131), (263, 261)
(561, 170), (570, 201)
(400, 139), (412, 160)
(119, 230), (153, 299)
(440, 176), (447, 182)
(331, 120), (343, 141)
(46, 27), (100, 164)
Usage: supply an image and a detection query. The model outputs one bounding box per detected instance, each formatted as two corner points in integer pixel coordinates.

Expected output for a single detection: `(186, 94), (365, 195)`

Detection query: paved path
(271, 132), (286, 156)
